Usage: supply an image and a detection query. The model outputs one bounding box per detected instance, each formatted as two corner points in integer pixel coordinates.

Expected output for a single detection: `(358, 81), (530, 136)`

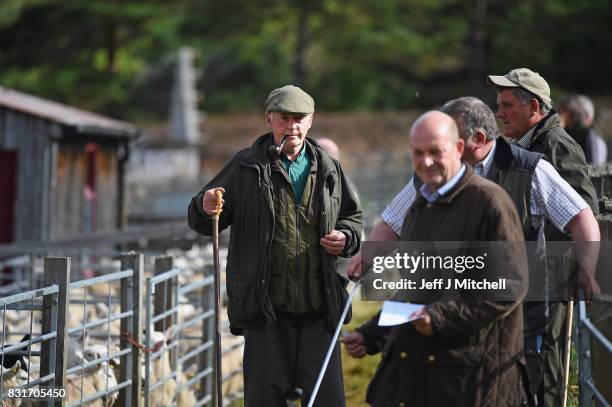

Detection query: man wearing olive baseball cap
(487, 67), (598, 214)
(188, 85), (362, 406)
(488, 69), (600, 407)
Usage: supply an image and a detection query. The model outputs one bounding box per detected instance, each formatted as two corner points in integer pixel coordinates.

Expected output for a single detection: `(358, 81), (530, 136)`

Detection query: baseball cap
(487, 68), (552, 108)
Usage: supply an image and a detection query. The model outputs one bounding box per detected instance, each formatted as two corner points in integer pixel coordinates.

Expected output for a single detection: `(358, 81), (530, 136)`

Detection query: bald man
(357, 112), (528, 407)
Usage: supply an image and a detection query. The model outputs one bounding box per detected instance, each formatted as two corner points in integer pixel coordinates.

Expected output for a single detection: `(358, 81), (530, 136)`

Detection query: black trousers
(243, 312), (345, 407)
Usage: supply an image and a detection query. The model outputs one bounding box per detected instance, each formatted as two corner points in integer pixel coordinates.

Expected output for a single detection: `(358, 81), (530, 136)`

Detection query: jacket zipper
(284, 162), (300, 315)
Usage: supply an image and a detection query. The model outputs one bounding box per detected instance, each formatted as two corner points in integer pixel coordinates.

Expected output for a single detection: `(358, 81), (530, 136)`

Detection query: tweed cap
(487, 68), (552, 108)
(265, 85), (315, 114)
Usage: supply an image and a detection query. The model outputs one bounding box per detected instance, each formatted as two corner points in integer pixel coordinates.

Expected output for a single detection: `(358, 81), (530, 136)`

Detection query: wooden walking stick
(562, 300), (574, 407)
(212, 189), (224, 406)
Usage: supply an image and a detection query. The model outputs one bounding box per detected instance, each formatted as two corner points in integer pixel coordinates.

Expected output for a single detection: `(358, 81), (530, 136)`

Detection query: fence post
(153, 256), (174, 333)
(119, 253), (144, 407)
(198, 264), (215, 404)
(41, 256), (70, 407)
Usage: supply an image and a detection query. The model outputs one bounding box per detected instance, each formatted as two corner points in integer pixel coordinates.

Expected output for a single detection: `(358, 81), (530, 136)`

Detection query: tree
(1, 0), (610, 115)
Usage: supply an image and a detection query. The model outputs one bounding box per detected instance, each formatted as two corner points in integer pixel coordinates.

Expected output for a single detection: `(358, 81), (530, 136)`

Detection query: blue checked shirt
(419, 165), (466, 203)
(513, 125), (537, 149)
(381, 140), (589, 236)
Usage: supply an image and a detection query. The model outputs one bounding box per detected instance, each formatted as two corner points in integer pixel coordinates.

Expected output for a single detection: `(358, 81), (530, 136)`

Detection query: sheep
(65, 337), (119, 407)
(144, 329), (176, 407)
(86, 279), (119, 299)
(82, 346), (119, 406)
(0, 361), (28, 407)
(2, 311), (37, 344)
(1, 335), (31, 373)
(66, 362), (117, 406)
(221, 334), (244, 396)
(66, 301), (122, 343)
(88, 303), (121, 338)
(66, 369), (103, 407)
(144, 328), (196, 407)
(83, 344), (120, 370)
(177, 297), (196, 324)
(67, 302), (99, 332)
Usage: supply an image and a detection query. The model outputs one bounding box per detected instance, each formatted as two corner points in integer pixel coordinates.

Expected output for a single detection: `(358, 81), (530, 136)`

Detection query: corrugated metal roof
(0, 86), (138, 137)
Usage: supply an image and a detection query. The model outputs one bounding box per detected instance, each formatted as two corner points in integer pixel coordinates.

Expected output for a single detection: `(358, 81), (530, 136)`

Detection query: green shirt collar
(280, 143), (311, 203)
(281, 143), (308, 166)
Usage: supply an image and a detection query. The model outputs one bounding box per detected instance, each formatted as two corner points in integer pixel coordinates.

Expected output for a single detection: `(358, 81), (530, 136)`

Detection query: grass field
(341, 301), (383, 407)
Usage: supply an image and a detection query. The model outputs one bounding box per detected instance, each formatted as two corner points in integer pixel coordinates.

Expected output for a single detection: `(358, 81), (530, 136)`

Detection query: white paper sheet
(377, 301), (425, 326)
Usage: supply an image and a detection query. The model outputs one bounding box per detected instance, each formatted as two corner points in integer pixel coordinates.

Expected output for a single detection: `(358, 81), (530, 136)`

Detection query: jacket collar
(491, 137), (514, 171)
(419, 165), (466, 202)
(434, 165), (476, 203)
(240, 133), (275, 167)
(528, 110), (560, 147)
(414, 165), (476, 205)
(485, 136), (522, 183)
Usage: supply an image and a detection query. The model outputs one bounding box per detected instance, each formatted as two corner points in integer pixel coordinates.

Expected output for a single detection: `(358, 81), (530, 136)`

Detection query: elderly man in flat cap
(488, 68), (601, 406)
(188, 85), (362, 406)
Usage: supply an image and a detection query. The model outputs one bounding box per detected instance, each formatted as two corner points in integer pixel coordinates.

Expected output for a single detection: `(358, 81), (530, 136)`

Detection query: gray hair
(511, 88), (552, 114)
(578, 95), (595, 121)
(439, 96), (500, 141)
(559, 93), (595, 127)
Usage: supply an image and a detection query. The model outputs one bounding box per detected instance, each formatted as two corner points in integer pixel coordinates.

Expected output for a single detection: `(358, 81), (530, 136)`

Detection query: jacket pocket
(268, 242), (288, 309)
(424, 349), (483, 407)
(366, 355), (398, 407)
(226, 261), (261, 325)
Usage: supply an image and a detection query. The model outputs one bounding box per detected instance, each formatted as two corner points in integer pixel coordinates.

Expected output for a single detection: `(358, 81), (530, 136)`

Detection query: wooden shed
(0, 87), (139, 243)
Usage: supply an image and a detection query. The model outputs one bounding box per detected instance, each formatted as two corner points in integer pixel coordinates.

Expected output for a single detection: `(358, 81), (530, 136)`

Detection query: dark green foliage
(0, 0), (610, 117)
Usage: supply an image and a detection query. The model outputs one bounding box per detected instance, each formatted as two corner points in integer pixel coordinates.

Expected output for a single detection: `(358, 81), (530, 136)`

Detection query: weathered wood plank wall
(0, 109), (52, 241)
(1, 107), (122, 241)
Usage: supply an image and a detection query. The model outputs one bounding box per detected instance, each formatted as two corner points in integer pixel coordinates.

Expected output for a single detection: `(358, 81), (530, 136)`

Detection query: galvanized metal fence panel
(144, 256), (243, 407)
(0, 242), (236, 407)
(577, 293), (612, 407)
(0, 257), (69, 407)
(54, 253), (144, 407)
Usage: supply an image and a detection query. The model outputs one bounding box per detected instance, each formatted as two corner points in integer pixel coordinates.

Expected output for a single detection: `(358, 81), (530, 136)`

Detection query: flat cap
(487, 68), (552, 108)
(265, 85), (315, 114)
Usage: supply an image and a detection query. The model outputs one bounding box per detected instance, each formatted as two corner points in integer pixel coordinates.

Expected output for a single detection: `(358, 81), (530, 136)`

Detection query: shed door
(0, 150), (18, 243)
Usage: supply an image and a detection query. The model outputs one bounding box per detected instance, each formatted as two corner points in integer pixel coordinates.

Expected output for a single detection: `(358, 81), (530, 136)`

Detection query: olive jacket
(187, 134), (362, 335)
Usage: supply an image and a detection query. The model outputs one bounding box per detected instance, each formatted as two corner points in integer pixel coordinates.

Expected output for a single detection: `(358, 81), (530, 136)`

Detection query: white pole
(307, 281), (361, 407)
